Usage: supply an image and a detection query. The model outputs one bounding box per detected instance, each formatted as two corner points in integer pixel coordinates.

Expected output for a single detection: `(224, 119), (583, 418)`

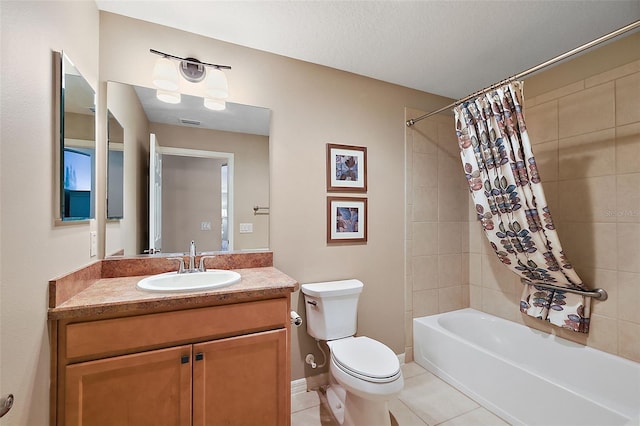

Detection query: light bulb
(152, 57), (180, 91)
(204, 97), (226, 111)
(204, 68), (229, 99)
(156, 89), (181, 104)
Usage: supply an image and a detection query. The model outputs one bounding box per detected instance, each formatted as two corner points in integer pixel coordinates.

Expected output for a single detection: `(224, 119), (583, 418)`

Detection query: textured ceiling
(96, 0), (639, 100)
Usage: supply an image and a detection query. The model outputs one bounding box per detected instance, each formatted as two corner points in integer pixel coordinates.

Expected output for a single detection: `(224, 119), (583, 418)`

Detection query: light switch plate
(90, 231), (97, 257)
(200, 221), (212, 231)
(239, 223), (253, 233)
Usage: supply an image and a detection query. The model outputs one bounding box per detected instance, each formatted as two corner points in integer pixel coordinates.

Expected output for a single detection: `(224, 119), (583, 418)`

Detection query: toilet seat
(329, 336), (401, 383)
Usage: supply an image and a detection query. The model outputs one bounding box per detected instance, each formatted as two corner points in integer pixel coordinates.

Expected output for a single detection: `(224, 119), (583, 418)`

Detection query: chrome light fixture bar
(150, 49), (231, 111)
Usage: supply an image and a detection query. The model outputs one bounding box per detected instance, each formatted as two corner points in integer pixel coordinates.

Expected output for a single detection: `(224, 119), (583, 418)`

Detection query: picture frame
(327, 196), (367, 243)
(326, 143), (367, 192)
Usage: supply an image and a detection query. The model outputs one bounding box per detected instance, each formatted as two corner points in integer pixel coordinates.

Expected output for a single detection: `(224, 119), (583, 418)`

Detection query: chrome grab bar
(521, 278), (608, 301)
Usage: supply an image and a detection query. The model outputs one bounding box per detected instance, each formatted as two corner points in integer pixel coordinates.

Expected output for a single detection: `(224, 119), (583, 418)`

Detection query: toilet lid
(331, 336), (400, 382)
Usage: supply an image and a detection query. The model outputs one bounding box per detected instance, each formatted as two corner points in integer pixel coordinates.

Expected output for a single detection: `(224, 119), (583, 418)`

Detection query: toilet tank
(301, 279), (363, 340)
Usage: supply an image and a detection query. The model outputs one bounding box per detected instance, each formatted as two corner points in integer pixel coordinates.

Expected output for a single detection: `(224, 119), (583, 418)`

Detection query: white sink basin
(136, 270), (241, 292)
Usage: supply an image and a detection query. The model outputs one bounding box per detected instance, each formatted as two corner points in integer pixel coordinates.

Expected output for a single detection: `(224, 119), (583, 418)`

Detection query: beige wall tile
(616, 72), (640, 126)
(556, 222), (618, 271)
(438, 189), (468, 222)
(559, 82), (615, 138)
(438, 254), (462, 287)
(439, 152), (467, 191)
(412, 255), (439, 290)
(438, 286), (464, 313)
(525, 101), (558, 144)
(437, 121), (459, 158)
(534, 81), (585, 105)
(468, 222), (483, 254)
(481, 287), (518, 321)
(616, 173), (640, 223)
(412, 186), (439, 222)
(469, 284), (482, 310)
(405, 274), (414, 312)
(412, 121), (439, 154)
(618, 272), (640, 324)
(585, 59), (640, 87)
(404, 311), (414, 348)
(558, 129), (615, 179)
(618, 321), (640, 362)
(558, 176), (617, 223)
(469, 253), (482, 286)
(413, 153), (438, 188)
(438, 222), (462, 254)
(586, 314), (618, 354)
(616, 122), (640, 174)
(534, 140), (559, 181)
(481, 254), (518, 293)
(617, 223), (640, 273)
(412, 222), (438, 256)
(413, 289), (439, 317)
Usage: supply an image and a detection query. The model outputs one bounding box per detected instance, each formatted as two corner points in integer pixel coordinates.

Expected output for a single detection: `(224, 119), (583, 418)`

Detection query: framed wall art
(326, 143), (367, 192)
(327, 196), (367, 243)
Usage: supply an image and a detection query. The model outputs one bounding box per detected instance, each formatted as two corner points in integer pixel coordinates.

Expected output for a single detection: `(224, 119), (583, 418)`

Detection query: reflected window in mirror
(58, 52), (96, 221)
(107, 111), (124, 219)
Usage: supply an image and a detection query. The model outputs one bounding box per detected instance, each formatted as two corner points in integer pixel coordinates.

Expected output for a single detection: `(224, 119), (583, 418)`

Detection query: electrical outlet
(239, 223), (253, 233)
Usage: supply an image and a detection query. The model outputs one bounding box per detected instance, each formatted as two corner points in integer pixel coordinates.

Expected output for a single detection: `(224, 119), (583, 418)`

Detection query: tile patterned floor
(291, 362), (510, 426)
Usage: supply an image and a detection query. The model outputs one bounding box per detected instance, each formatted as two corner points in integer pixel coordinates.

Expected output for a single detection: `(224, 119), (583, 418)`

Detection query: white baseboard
(291, 372), (329, 396)
(291, 352), (406, 396)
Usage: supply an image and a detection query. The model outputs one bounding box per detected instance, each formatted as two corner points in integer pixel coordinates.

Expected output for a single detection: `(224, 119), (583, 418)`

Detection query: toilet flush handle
(307, 300), (317, 306)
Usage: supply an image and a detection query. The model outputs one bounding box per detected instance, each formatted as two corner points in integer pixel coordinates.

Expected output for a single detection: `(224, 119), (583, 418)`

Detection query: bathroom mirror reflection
(107, 110), (124, 220)
(105, 82), (270, 257)
(58, 52), (96, 221)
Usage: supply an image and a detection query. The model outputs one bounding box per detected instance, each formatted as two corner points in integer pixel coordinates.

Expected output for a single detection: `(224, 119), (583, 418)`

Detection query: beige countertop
(49, 266), (298, 321)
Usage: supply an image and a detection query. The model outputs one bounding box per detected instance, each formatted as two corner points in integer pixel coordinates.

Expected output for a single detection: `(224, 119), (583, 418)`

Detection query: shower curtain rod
(406, 20), (640, 127)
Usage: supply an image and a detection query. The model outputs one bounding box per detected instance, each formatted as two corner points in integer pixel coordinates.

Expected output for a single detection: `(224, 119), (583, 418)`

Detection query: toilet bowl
(301, 280), (404, 426)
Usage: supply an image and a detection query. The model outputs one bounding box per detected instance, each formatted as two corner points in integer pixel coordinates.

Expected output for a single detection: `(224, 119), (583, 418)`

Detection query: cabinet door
(65, 345), (192, 426)
(193, 328), (289, 426)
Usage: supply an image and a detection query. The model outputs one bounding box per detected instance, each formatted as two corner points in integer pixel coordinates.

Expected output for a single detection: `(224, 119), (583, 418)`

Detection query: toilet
(301, 279), (403, 426)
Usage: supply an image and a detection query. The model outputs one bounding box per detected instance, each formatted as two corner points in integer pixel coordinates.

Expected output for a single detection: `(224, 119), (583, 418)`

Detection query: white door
(149, 134), (162, 253)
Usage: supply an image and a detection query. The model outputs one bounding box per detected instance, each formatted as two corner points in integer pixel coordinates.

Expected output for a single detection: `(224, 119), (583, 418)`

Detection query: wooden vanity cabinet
(53, 297), (291, 426)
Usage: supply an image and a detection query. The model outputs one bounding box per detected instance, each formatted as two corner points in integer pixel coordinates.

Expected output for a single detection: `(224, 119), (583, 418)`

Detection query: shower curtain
(454, 81), (590, 333)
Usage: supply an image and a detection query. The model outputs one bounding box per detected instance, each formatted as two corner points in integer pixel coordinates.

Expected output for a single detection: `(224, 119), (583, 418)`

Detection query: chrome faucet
(169, 241), (215, 274)
(188, 240), (197, 272)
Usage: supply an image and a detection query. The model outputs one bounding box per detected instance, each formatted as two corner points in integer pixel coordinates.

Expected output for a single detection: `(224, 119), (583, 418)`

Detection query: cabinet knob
(195, 353), (204, 361)
(181, 355), (189, 364)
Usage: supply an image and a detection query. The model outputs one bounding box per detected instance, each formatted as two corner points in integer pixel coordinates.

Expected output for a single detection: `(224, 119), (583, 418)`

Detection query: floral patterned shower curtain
(454, 81), (590, 333)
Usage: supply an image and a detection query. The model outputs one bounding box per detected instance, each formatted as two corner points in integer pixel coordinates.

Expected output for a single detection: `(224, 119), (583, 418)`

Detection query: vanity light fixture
(150, 49), (231, 110)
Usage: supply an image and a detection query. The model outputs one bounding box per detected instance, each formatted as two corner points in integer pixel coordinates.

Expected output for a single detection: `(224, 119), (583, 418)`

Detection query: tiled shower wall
(405, 58), (640, 363)
(404, 111), (470, 361)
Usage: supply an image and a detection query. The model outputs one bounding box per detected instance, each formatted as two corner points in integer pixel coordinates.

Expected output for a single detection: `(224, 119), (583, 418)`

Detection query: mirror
(105, 82), (270, 256)
(107, 111), (124, 219)
(58, 52), (96, 221)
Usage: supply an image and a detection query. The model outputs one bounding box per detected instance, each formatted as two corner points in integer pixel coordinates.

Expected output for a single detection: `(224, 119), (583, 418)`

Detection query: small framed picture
(327, 143), (367, 192)
(327, 197), (367, 243)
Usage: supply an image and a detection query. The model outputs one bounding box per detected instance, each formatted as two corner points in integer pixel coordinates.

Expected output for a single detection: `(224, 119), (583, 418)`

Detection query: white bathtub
(413, 308), (640, 426)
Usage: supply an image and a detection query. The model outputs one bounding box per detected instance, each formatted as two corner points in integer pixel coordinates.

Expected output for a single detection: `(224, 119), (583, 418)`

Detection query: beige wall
(98, 11), (450, 384)
(0, 1), (100, 425)
(407, 33), (640, 363)
(149, 123), (270, 252)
